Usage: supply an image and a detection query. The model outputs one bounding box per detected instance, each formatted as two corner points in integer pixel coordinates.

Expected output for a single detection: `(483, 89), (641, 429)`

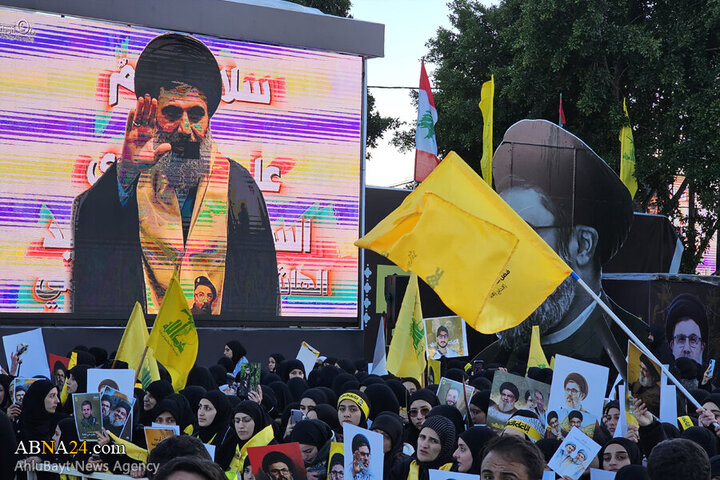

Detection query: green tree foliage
(413, 0), (720, 272)
(288, 0), (399, 158)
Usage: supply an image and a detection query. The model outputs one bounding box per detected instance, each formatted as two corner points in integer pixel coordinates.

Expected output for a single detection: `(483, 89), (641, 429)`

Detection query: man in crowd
(432, 326), (460, 359)
(665, 293), (708, 364)
(480, 435), (545, 480)
(72, 33), (278, 319)
(475, 120), (648, 375)
(351, 434), (373, 480)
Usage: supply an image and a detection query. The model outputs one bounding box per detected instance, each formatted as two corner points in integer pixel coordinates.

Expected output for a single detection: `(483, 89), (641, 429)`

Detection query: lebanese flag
(414, 61), (439, 182)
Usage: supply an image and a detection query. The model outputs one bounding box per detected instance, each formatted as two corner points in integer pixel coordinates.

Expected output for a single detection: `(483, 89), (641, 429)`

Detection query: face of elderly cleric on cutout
(670, 318), (704, 364)
(496, 186), (577, 347)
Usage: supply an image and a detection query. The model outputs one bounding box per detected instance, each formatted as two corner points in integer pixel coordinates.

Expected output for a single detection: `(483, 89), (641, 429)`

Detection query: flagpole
(462, 376), (472, 430)
(571, 272), (715, 425)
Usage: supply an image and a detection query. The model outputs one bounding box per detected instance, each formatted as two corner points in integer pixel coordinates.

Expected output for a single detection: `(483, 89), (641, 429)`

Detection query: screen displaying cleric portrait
(0, 8), (362, 320)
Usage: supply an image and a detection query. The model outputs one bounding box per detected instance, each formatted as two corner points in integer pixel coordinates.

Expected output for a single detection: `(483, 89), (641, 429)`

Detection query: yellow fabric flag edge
(479, 75), (494, 186)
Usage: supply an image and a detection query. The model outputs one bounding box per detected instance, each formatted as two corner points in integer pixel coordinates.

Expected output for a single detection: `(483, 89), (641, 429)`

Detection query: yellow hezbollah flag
(386, 273), (426, 382)
(356, 152), (571, 334)
(526, 325), (549, 373)
(479, 75), (494, 186)
(116, 302), (161, 389)
(59, 351), (77, 405)
(147, 274), (198, 392)
(619, 98), (638, 198)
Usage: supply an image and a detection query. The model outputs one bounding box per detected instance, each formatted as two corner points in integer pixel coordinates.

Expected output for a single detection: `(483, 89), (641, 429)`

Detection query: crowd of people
(1, 340), (720, 480)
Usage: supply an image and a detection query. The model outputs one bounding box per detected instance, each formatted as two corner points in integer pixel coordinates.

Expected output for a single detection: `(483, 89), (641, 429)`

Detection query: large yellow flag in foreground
(116, 302), (161, 389)
(147, 274), (198, 392)
(386, 273), (426, 382)
(356, 152), (571, 334)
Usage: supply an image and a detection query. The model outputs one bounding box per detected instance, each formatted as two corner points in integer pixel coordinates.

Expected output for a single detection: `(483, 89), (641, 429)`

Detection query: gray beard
(498, 400), (515, 412)
(154, 130), (213, 194)
(638, 374), (655, 388)
(497, 274), (576, 348)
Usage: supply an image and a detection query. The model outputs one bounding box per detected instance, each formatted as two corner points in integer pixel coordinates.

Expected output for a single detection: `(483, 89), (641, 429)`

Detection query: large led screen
(0, 8), (362, 319)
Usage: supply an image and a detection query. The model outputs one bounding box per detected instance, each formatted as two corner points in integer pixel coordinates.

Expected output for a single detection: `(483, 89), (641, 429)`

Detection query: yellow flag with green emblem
(479, 75), (494, 186)
(147, 274), (198, 392)
(619, 98), (638, 198)
(116, 302), (160, 389)
(356, 152), (571, 334)
(386, 273), (426, 382)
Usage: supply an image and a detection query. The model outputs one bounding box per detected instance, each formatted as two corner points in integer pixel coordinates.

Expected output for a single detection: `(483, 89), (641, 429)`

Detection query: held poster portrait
(0, 7), (362, 320)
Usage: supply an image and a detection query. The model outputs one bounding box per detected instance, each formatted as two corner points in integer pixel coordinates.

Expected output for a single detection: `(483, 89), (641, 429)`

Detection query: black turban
(499, 381), (519, 400)
(494, 119), (633, 265)
(134, 33), (222, 117)
(665, 293), (708, 344)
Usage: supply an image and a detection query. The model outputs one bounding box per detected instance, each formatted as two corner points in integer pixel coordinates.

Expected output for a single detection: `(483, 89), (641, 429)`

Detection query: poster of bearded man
(627, 341), (662, 417)
(548, 355), (608, 421)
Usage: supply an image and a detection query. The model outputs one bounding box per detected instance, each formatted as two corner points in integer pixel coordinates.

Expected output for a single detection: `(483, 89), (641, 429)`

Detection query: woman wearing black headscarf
(224, 340), (248, 377)
(216, 400), (276, 473)
(154, 393), (196, 435)
(180, 385), (207, 415)
(187, 366), (218, 392)
(142, 379), (174, 425)
(393, 416), (456, 480)
(268, 353), (285, 374)
(281, 360), (306, 382)
(269, 381), (293, 413)
(196, 390), (231, 446)
(62, 364), (89, 413)
(452, 426), (496, 474)
(599, 437), (643, 472)
(371, 412), (408, 480)
(307, 404), (342, 435)
(290, 419), (334, 480)
(17, 380), (62, 479)
(403, 389), (440, 449)
(209, 364), (230, 389)
(288, 376), (310, 402)
(364, 384), (400, 420)
(337, 390), (371, 430)
(300, 388), (329, 417)
(0, 374), (11, 412)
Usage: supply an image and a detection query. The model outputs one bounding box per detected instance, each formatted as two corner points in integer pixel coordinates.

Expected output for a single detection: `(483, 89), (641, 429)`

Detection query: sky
(350, 1), (454, 187)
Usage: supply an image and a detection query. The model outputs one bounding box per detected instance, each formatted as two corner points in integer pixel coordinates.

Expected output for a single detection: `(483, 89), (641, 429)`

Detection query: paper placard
(144, 427), (176, 453)
(3, 328), (50, 378)
(296, 341), (320, 376)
